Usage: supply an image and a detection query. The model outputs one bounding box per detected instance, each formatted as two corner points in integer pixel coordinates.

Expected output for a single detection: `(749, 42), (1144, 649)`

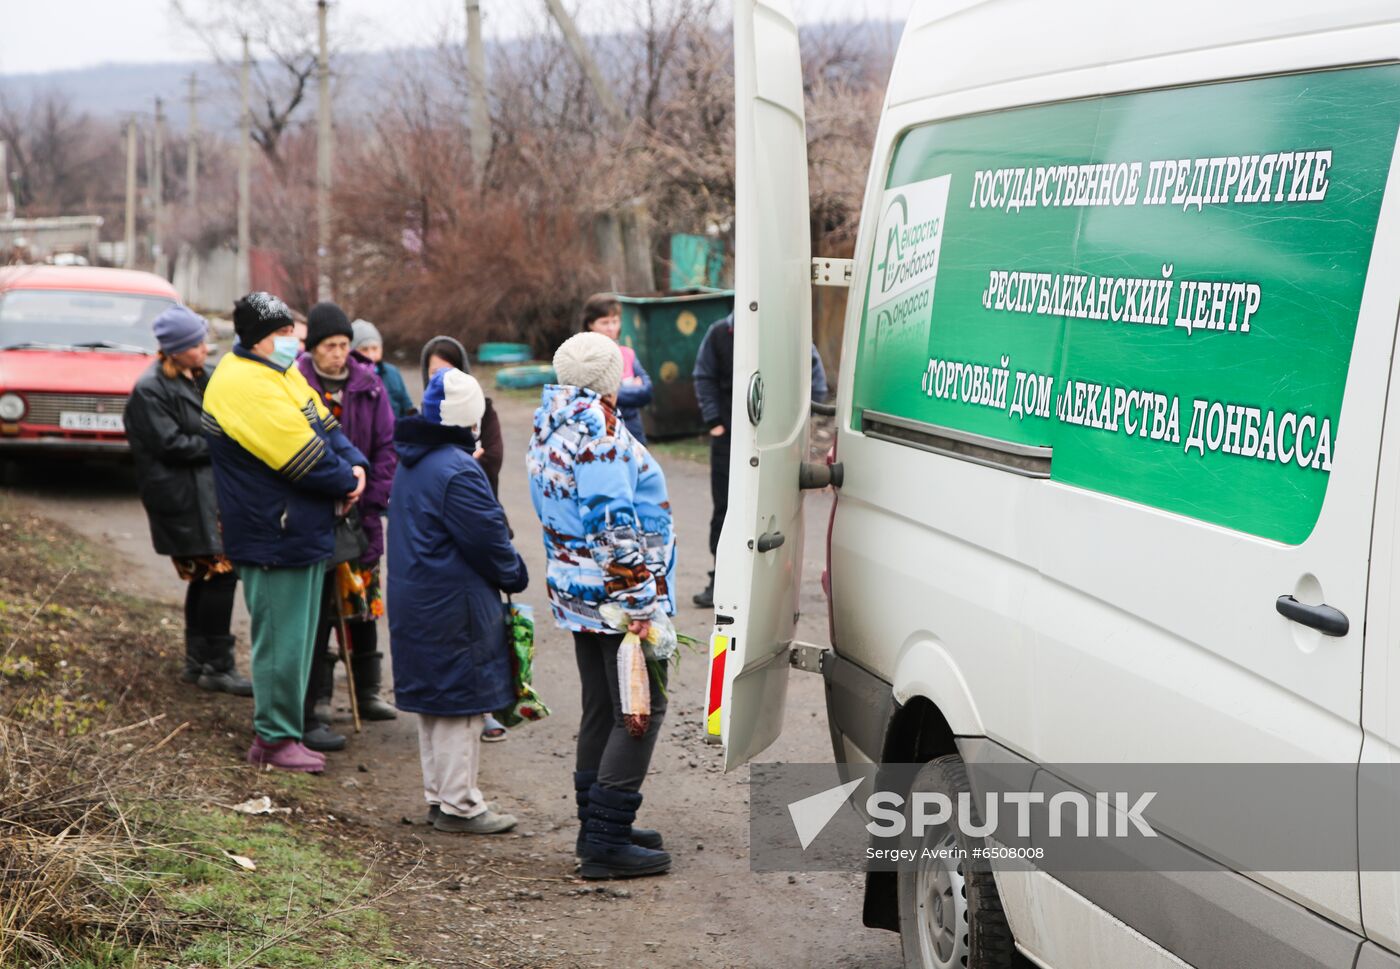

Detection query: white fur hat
(552, 331), (623, 397)
(440, 369), (486, 429)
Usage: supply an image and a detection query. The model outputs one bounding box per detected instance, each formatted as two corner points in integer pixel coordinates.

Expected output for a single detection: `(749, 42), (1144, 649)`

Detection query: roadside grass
(0, 498), (423, 969)
(127, 799), (412, 969)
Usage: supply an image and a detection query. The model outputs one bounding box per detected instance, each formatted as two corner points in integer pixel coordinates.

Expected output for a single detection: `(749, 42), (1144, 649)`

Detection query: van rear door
(705, 0), (812, 769)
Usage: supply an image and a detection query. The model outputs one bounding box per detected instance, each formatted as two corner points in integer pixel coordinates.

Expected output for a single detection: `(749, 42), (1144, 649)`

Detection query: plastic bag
(598, 603), (680, 661)
(496, 601), (551, 728)
(617, 631), (651, 737)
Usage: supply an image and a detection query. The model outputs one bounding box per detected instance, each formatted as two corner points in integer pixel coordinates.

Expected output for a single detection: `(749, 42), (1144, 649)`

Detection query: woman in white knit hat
(526, 331), (677, 879)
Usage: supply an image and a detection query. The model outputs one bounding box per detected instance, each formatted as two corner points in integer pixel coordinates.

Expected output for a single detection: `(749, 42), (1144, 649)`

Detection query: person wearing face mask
(125, 304), (252, 696)
(296, 302), (400, 750)
(202, 292), (369, 774)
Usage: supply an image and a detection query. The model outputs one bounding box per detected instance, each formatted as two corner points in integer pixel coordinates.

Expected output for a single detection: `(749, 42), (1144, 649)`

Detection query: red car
(0, 266), (179, 454)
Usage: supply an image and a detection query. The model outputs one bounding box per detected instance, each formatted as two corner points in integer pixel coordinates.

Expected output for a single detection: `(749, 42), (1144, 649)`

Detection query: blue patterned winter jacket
(526, 384), (676, 633)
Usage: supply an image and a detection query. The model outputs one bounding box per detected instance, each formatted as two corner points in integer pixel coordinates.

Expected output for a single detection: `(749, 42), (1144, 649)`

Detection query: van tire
(896, 754), (1017, 969)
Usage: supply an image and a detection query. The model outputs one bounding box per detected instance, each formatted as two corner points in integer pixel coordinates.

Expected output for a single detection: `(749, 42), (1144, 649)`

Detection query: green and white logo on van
(869, 175), (951, 363)
(851, 65), (1400, 544)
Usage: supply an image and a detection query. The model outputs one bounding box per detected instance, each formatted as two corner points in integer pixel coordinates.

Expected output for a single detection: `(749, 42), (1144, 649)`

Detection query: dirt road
(2, 381), (901, 969)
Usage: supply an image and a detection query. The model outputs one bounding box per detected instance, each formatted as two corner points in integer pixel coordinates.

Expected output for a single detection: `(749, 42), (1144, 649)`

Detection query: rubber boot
(350, 635), (397, 721)
(579, 784), (671, 880)
(181, 634), (205, 684)
(692, 571), (714, 608)
(197, 635), (253, 696)
(574, 770), (663, 855)
(303, 643), (342, 750)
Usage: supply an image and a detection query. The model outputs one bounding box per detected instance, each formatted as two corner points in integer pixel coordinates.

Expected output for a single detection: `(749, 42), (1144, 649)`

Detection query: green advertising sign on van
(851, 65), (1400, 544)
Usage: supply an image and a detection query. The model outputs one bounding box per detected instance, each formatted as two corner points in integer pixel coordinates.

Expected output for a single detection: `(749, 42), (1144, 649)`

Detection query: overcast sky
(0, 0), (917, 76)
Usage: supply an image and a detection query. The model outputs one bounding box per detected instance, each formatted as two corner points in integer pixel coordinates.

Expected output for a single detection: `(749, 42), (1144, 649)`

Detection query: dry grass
(0, 721), (201, 966)
(0, 501), (424, 968)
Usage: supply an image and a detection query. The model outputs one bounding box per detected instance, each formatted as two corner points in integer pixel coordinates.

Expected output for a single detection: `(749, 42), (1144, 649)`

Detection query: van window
(850, 65), (1400, 543)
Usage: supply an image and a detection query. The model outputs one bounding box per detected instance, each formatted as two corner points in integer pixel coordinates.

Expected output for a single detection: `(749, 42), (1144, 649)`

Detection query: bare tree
(170, 0), (350, 177)
(0, 88), (125, 225)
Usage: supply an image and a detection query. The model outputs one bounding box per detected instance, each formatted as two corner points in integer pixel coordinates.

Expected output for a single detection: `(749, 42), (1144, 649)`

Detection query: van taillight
(822, 441), (838, 648)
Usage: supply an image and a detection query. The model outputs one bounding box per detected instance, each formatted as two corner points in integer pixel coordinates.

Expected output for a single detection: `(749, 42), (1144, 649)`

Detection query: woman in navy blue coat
(388, 367), (528, 835)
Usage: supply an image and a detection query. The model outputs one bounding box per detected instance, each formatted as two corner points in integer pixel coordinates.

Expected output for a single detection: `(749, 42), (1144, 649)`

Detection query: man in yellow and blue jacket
(203, 291), (367, 773)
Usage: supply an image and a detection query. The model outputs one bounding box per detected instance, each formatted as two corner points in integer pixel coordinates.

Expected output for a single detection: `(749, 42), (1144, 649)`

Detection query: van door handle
(1275, 595), (1349, 637)
(756, 531), (785, 553)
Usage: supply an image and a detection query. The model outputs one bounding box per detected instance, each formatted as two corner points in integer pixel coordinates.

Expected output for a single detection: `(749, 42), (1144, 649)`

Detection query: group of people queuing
(123, 290), (683, 879)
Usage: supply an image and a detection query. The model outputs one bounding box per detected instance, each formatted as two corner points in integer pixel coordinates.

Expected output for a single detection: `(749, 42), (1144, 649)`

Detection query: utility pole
(541, 0), (653, 291)
(144, 121), (155, 265)
(152, 97), (166, 275)
(316, 0), (333, 301)
(124, 119), (138, 268)
(237, 34), (252, 296)
(465, 0), (491, 189)
(0, 140), (13, 222)
(186, 74), (199, 211)
(542, 0), (626, 127)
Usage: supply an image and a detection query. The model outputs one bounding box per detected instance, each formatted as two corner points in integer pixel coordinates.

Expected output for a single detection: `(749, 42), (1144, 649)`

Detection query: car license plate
(59, 411), (124, 432)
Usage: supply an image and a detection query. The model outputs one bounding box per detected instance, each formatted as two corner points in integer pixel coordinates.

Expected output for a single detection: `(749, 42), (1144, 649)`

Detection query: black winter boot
(181, 635), (205, 684)
(579, 784), (671, 880)
(303, 722), (347, 751)
(692, 571), (714, 608)
(574, 770), (662, 855)
(350, 640), (397, 721)
(196, 635), (253, 696)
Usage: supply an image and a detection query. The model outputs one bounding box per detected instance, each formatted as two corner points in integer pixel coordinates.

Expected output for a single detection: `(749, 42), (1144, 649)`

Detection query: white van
(708, 2), (1400, 967)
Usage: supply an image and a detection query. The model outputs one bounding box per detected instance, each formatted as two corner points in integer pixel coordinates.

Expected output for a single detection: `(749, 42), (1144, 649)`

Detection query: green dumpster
(616, 288), (734, 440)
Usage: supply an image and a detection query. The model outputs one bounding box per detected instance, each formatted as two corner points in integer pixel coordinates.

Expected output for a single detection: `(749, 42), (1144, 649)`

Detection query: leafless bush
(334, 69), (601, 352)
(0, 720), (197, 966)
(0, 88), (126, 226)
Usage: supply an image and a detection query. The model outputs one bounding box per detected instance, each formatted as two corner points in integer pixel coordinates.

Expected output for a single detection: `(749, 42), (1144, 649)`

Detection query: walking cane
(331, 565), (362, 733)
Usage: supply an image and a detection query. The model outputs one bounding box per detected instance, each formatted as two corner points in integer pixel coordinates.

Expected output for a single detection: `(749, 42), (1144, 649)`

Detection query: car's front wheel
(897, 754), (1017, 969)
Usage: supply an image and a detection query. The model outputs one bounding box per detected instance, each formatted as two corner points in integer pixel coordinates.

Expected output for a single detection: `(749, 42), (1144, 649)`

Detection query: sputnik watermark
(787, 779), (1157, 847)
(865, 789), (1158, 840)
(753, 760), (1400, 873)
(787, 777), (865, 849)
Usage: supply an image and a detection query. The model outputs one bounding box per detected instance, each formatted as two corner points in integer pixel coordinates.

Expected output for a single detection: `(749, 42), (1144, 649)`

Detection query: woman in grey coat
(124, 304), (251, 695)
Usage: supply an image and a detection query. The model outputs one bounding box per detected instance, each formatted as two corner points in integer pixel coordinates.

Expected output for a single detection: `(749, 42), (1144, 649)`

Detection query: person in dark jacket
(124, 304), (251, 696)
(579, 293), (653, 443)
(690, 313), (829, 607)
(420, 333), (514, 742)
(390, 367), (527, 834)
(351, 319), (415, 418)
(297, 302), (400, 750)
(419, 335), (505, 495)
(203, 292), (369, 774)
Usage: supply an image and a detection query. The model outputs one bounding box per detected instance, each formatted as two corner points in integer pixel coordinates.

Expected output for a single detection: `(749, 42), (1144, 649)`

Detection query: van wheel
(897, 754), (1017, 969)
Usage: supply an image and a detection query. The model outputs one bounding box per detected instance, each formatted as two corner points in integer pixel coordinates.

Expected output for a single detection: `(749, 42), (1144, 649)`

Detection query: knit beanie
(232, 291), (293, 348)
(305, 301), (353, 351)
(440, 370), (486, 429)
(350, 319), (383, 352)
(421, 368), (447, 424)
(552, 331), (623, 397)
(151, 304), (208, 355)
